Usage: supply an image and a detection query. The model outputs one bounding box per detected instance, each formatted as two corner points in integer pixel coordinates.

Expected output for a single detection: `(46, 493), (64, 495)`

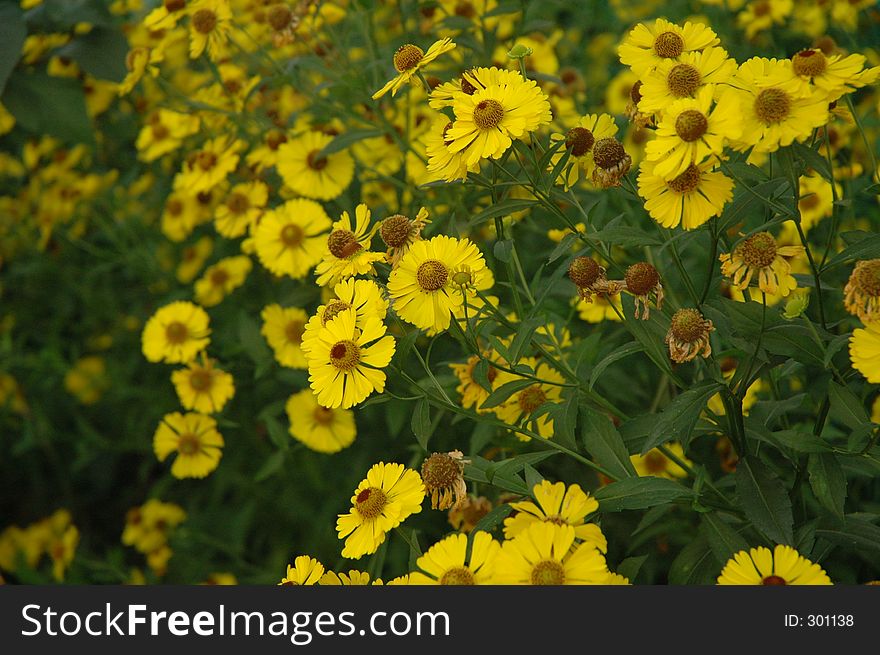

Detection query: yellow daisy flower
(188, 0), (233, 60)
(278, 556), (324, 585)
(844, 260), (880, 323)
(261, 304), (309, 368)
(631, 443), (692, 479)
(719, 231), (804, 297)
(144, 0), (189, 31)
(301, 278), (389, 355)
(336, 462), (425, 559)
(314, 204), (386, 288)
(319, 569), (373, 585)
(171, 356), (235, 414)
(638, 47), (737, 116)
(372, 38), (457, 100)
(737, 0), (793, 40)
(305, 309), (395, 409)
(387, 234), (491, 333)
(445, 77), (552, 167)
(64, 356), (109, 405)
(48, 525), (79, 582)
(142, 301), (211, 364)
(162, 192), (204, 243)
(494, 523), (609, 585)
(576, 293), (623, 323)
(193, 255), (252, 307)
(728, 57), (828, 154)
(408, 532), (501, 585)
(495, 359), (564, 440)
(153, 411), (224, 479)
(549, 113), (618, 190)
(718, 544), (831, 585)
(253, 199), (331, 279)
(797, 171), (836, 232)
(791, 48), (880, 103)
(277, 130), (354, 201)
(638, 159), (734, 230)
(424, 116), (477, 182)
(618, 18), (721, 76)
(428, 66), (524, 109)
(645, 85), (741, 180)
(450, 353), (513, 413)
(214, 181), (268, 238)
(503, 481), (605, 551)
(174, 136), (243, 194)
(136, 109), (200, 163)
(850, 321), (880, 383)
(285, 389), (356, 454)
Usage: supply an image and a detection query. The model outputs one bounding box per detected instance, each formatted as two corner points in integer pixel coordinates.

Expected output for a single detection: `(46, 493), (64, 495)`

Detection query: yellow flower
(336, 462), (425, 559)
(171, 357), (235, 413)
(372, 38), (457, 100)
(314, 204), (386, 287)
(253, 199), (331, 279)
(122, 500), (186, 555)
(176, 236), (213, 283)
(645, 85), (741, 180)
(188, 0), (232, 60)
(387, 234), (491, 333)
(719, 231), (804, 297)
(174, 136), (243, 194)
(286, 389), (356, 454)
(142, 301), (211, 364)
(495, 523), (610, 585)
(409, 532), (501, 585)
(214, 181), (268, 238)
(844, 260), (880, 323)
(638, 159), (734, 230)
(428, 66), (524, 109)
(450, 353), (511, 413)
(495, 359), (564, 440)
(319, 569), (373, 585)
(791, 48), (880, 103)
(737, 0), (793, 39)
(850, 321), (880, 383)
(305, 308), (395, 409)
(576, 293), (623, 323)
(378, 207), (431, 267)
(48, 525), (79, 582)
(278, 556), (324, 585)
(261, 305), (309, 368)
(424, 116), (476, 182)
(301, 278), (389, 356)
(445, 76), (552, 167)
(631, 443), (691, 479)
(728, 57), (828, 154)
(277, 130), (354, 201)
(136, 109), (200, 163)
(796, 171), (836, 232)
(618, 18), (721, 76)
(549, 113), (618, 190)
(162, 192), (204, 243)
(194, 255), (252, 307)
(503, 481), (605, 551)
(64, 356), (108, 405)
(153, 411), (224, 479)
(638, 47), (736, 115)
(718, 545), (831, 585)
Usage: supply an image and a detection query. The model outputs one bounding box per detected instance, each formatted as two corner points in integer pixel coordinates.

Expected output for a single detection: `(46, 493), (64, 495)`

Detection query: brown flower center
(191, 8), (217, 34)
(753, 0), (771, 17)
(625, 262), (660, 296)
(792, 49), (827, 78)
(195, 151), (217, 171)
(762, 575), (787, 585)
(592, 137), (627, 169)
(285, 320), (304, 344)
(165, 0), (186, 11)
(670, 308), (708, 343)
(653, 31), (684, 58)
(440, 566), (475, 585)
(189, 369), (212, 391)
(327, 229), (362, 258)
(152, 122), (170, 140)
(531, 560), (566, 585)
(312, 406), (334, 425)
(738, 232), (778, 268)
(226, 192), (250, 214)
(379, 214), (412, 248)
(421, 453), (460, 491)
(178, 433), (200, 455)
(209, 268), (229, 287)
(306, 150), (328, 171)
(416, 259), (449, 291)
(630, 80), (643, 104)
(565, 127), (595, 157)
(675, 109), (708, 142)
(460, 74), (477, 95)
(754, 88), (791, 124)
(355, 487), (388, 519)
(643, 451), (667, 473)
(166, 198), (183, 216)
(393, 44), (424, 72)
(267, 4), (293, 31)
(853, 260), (880, 297)
(281, 224), (304, 248)
(666, 164), (702, 193)
(666, 63), (701, 98)
(165, 321), (189, 344)
(518, 385), (547, 414)
(321, 300), (352, 325)
(473, 99), (505, 130)
(329, 340), (361, 371)
(267, 131), (288, 150)
(568, 256), (601, 288)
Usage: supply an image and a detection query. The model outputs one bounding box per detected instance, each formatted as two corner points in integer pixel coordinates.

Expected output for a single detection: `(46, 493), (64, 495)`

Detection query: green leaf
(642, 381), (724, 453)
(594, 477), (693, 512)
(493, 238), (512, 263)
(470, 199), (538, 226)
(807, 453), (846, 519)
(762, 325), (826, 366)
(27, 0), (115, 29)
(668, 535), (720, 585)
(264, 415), (290, 451)
(237, 311), (273, 375)
(317, 128), (383, 157)
(0, 3), (26, 95)
(507, 316), (542, 363)
(411, 398), (432, 451)
(620, 296), (673, 377)
(472, 358), (493, 393)
(764, 429), (831, 453)
(791, 142), (831, 180)
(815, 516), (880, 556)
(828, 381), (870, 431)
(736, 456), (794, 545)
(825, 232), (880, 271)
(472, 503), (513, 534)
(588, 341), (643, 390)
(701, 513), (749, 562)
(2, 70), (94, 144)
(588, 225), (662, 247)
(254, 451), (286, 482)
(615, 555), (648, 582)
(581, 407), (637, 479)
(479, 378), (534, 409)
(547, 232), (579, 263)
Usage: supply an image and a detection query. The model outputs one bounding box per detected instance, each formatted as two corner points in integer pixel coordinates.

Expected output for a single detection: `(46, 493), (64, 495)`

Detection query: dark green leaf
(471, 199), (538, 226)
(620, 296), (673, 377)
(318, 129), (383, 157)
(669, 535), (720, 585)
(581, 407), (637, 479)
(616, 555), (648, 582)
(2, 70), (94, 144)
(493, 238), (513, 263)
(815, 516), (880, 556)
(791, 142), (831, 180)
(472, 358), (493, 393)
(828, 381), (870, 431)
(825, 232), (880, 271)
(594, 477), (693, 512)
(547, 232), (579, 263)
(807, 453), (846, 519)
(507, 316), (543, 363)
(588, 341), (643, 390)
(0, 3), (26, 95)
(736, 456), (794, 545)
(472, 503), (513, 534)
(56, 27), (128, 82)
(254, 451), (286, 482)
(642, 381), (724, 453)
(479, 378), (534, 409)
(411, 398), (432, 451)
(588, 226), (662, 247)
(701, 513), (749, 562)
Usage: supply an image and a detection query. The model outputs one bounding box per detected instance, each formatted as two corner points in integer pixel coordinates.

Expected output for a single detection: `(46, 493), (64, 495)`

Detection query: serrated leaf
(815, 516), (880, 556)
(807, 453), (846, 519)
(828, 381), (870, 431)
(581, 407), (637, 479)
(589, 341), (643, 390)
(642, 381), (724, 453)
(594, 477), (693, 512)
(736, 456), (794, 545)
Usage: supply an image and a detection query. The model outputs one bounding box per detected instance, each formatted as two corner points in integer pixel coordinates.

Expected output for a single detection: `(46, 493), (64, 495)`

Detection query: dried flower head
(421, 450), (468, 510)
(844, 259), (880, 323)
(591, 137), (632, 188)
(624, 262), (664, 319)
(665, 308), (714, 363)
